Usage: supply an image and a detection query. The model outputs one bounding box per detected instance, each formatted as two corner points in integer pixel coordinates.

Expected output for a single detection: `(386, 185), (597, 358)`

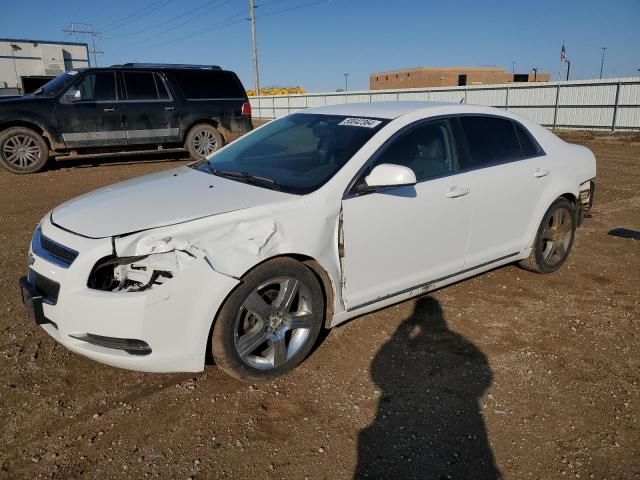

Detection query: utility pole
(63, 23), (103, 67)
(248, 0), (260, 95)
(512, 61), (516, 73)
(599, 47), (607, 79)
(343, 73), (349, 92)
(532, 67), (538, 82)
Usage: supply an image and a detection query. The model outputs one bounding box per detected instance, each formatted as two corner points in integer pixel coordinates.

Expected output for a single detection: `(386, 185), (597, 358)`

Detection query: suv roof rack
(110, 63), (222, 70)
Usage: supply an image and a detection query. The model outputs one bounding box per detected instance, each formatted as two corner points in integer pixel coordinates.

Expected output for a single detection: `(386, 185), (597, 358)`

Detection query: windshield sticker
(338, 117), (382, 128)
(65, 70), (79, 76)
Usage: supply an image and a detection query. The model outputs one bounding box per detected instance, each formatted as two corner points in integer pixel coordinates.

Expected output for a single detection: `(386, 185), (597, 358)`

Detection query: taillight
(242, 102), (252, 116)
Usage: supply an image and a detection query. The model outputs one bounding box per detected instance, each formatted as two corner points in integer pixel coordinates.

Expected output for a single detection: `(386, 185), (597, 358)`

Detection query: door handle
(164, 106), (175, 111)
(446, 186), (470, 198)
(534, 168), (550, 178)
(103, 107), (115, 112)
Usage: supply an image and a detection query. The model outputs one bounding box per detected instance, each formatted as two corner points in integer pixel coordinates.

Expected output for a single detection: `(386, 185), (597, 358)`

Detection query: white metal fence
(250, 77), (640, 131)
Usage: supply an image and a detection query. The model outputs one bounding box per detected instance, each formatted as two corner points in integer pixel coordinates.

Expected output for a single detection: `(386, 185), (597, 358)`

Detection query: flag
(561, 44), (567, 62)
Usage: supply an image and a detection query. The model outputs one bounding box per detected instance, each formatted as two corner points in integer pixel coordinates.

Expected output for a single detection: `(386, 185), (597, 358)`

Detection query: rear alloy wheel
(0, 127), (49, 173)
(185, 124), (223, 160)
(520, 198), (576, 273)
(212, 258), (324, 381)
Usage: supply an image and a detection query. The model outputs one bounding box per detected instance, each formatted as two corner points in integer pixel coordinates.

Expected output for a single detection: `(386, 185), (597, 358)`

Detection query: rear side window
(513, 121), (542, 157)
(459, 116), (521, 169)
(154, 74), (170, 100)
(74, 72), (116, 101)
(174, 70), (245, 99)
(124, 72), (159, 100)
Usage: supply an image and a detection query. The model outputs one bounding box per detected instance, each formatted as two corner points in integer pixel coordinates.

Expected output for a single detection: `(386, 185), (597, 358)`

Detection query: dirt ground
(0, 131), (638, 480)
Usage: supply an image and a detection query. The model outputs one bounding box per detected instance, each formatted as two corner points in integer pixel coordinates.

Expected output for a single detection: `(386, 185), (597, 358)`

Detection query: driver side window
(73, 72), (116, 102)
(369, 119), (457, 183)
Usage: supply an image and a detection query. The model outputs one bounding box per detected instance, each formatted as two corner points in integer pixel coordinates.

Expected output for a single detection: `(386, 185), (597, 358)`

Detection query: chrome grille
(32, 227), (78, 268)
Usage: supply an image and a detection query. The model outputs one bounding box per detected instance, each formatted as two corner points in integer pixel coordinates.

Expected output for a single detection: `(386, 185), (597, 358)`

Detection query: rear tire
(0, 127), (49, 174)
(212, 258), (324, 382)
(519, 198), (576, 274)
(185, 124), (223, 160)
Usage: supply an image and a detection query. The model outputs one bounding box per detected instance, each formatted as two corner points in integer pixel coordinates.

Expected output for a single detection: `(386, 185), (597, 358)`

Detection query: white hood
(51, 166), (292, 238)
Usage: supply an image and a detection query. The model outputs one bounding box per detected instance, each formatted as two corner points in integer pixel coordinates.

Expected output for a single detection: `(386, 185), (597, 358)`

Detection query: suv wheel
(0, 127), (49, 174)
(520, 197), (576, 273)
(185, 124), (223, 160)
(212, 258), (324, 382)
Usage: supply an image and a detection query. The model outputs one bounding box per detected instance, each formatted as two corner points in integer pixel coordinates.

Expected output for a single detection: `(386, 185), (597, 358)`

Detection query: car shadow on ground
(49, 151), (190, 170)
(354, 296), (501, 480)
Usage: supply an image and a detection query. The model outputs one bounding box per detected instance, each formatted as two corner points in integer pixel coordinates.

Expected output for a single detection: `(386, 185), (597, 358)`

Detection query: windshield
(33, 71), (80, 97)
(192, 113), (388, 194)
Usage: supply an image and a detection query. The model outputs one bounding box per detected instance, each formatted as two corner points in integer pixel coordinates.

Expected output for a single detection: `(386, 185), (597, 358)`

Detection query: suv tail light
(242, 102), (252, 117)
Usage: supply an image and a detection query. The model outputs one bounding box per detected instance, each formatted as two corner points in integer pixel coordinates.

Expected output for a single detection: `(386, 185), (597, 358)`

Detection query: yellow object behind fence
(247, 87), (306, 96)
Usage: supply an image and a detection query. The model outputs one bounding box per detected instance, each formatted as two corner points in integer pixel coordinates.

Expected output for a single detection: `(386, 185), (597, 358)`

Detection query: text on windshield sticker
(338, 118), (382, 128)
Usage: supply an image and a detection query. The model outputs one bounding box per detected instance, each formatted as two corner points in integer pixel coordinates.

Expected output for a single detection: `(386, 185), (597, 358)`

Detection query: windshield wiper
(211, 168), (279, 190)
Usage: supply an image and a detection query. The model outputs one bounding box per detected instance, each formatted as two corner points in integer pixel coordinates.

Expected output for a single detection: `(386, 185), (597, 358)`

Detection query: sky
(1, 0), (639, 92)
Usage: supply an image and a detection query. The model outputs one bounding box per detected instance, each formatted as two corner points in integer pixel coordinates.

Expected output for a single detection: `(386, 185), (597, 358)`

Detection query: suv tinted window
(369, 120), (456, 182)
(75, 72), (116, 101)
(154, 74), (170, 99)
(174, 70), (244, 99)
(124, 72), (158, 100)
(459, 116), (521, 169)
(513, 121), (542, 157)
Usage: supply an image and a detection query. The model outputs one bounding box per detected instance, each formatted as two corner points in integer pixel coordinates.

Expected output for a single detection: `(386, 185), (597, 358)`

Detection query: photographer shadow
(354, 296), (501, 479)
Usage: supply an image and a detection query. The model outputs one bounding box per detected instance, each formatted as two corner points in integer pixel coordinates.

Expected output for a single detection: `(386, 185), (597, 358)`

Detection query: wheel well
(204, 253), (336, 366)
(560, 193), (577, 205)
(0, 121), (52, 149)
(242, 254), (335, 329)
(184, 120), (224, 143)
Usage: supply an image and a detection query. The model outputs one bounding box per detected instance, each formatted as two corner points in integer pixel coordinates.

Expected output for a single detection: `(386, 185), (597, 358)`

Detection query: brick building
(370, 66), (550, 90)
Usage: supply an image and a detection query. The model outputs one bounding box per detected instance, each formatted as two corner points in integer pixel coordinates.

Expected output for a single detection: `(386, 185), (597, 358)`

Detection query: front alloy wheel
(0, 127), (49, 173)
(212, 258), (324, 381)
(234, 277), (314, 369)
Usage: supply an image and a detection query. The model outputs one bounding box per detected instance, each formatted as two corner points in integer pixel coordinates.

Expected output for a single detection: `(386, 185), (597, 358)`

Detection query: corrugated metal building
(370, 66), (550, 90)
(0, 38), (89, 95)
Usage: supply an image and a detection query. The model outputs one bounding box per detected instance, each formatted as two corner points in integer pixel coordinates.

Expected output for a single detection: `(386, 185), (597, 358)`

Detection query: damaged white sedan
(20, 102), (596, 381)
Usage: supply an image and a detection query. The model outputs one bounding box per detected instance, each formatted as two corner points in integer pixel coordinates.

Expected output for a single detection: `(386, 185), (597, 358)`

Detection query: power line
(146, 0), (329, 48)
(100, 0), (174, 33)
(103, 0), (227, 40)
(147, 11), (246, 47)
(255, 0), (330, 19)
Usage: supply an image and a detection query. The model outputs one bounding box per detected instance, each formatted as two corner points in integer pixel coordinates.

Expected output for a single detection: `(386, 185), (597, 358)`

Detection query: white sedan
(20, 102), (596, 381)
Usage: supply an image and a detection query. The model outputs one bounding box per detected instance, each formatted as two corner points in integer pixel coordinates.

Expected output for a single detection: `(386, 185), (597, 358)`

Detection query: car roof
(300, 101), (455, 119)
(299, 101), (519, 120)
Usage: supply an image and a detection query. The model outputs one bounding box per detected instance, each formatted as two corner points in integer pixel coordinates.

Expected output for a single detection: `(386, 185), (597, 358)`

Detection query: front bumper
(20, 215), (239, 373)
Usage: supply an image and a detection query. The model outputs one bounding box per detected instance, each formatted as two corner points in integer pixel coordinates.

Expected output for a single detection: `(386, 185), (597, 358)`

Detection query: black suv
(0, 63), (253, 173)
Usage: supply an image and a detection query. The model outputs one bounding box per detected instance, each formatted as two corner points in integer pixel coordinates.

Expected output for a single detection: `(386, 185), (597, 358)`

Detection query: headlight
(87, 251), (192, 292)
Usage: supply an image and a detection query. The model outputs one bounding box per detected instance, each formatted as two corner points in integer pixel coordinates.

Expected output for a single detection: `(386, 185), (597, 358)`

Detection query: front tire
(0, 127), (49, 173)
(212, 258), (324, 382)
(185, 123), (223, 160)
(520, 197), (576, 273)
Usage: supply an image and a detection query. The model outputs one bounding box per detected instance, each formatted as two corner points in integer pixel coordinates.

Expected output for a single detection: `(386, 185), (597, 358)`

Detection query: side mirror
(65, 88), (81, 102)
(363, 163), (417, 191)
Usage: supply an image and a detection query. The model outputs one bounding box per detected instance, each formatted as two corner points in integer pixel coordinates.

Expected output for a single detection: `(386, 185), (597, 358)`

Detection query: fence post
(552, 84), (561, 130)
(505, 86), (510, 110)
(611, 81), (622, 131)
(287, 95), (291, 115)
